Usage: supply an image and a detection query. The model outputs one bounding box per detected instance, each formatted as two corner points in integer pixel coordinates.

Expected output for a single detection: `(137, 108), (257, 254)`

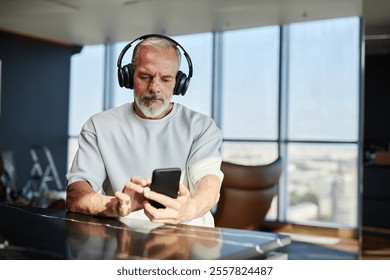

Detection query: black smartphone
(149, 168), (181, 209)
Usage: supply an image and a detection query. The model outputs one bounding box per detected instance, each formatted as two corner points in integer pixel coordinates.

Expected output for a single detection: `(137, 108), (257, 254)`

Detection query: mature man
(66, 35), (223, 227)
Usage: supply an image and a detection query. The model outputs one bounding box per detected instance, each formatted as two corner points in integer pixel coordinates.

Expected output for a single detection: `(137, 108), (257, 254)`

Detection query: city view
(222, 143), (358, 227)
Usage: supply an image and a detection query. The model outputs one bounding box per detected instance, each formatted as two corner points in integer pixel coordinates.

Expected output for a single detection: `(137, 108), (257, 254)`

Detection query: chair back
(214, 156), (282, 230)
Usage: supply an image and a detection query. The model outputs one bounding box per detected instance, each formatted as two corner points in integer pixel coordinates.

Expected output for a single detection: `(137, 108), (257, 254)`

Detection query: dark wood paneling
(0, 31), (80, 192)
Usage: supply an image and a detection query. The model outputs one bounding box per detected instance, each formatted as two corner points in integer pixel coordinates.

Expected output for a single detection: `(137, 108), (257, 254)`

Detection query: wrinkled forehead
(135, 46), (179, 76)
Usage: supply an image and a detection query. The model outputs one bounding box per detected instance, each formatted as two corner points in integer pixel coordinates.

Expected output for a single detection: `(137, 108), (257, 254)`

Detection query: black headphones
(117, 34), (193, 96)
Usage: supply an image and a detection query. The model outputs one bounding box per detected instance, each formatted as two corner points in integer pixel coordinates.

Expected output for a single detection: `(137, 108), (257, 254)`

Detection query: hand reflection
(144, 225), (222, 260)
(65, 211), (133, 259)
(144, 227), (194, 259)
(115, 227), (139, 260)
(65, 211), (120, 240)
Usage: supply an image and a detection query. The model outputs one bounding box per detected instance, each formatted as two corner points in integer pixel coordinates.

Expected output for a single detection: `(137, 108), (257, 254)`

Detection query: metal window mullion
(211, 32), (223, 128)
(278, 24), (290, 222)
(357, 16), (365, 237)
(103, 43), (115, 110)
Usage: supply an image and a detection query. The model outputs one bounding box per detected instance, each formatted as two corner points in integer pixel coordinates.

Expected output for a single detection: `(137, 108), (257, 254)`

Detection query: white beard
(134, 93), (172, 118)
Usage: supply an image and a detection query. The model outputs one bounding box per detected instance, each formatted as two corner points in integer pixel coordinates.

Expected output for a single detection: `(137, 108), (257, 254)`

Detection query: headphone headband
(117, 34), (193, 95)
(117, 34), (193, 78)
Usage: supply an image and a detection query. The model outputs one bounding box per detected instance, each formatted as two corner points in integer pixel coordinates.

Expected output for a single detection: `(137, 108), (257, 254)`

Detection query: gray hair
(131, 36), (181, 70)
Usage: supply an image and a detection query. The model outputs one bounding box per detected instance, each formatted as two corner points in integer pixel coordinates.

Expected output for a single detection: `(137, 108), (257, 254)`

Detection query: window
(287, 18), (359, 142)
(68, 45), (105, 169)
(285, 143), (358, 226)
(221, 26), (280, 140)
(220, 26), (280, 165)
(171, 33), (213, 116)
(283, 17), (360, 227)
(68, 17), (361, 228)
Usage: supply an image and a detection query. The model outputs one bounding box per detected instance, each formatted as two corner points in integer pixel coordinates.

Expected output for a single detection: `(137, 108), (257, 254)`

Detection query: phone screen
(150, 168), (181, 208)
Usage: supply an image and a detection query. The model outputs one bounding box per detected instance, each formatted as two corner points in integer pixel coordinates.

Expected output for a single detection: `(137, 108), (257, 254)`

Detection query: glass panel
(221, 142), (278, 165)
(68, 45), (105, 136)
(287, 17), (360, 141)
(172, 33), (213, 116)
(286, 143), (358, 227)
(221, 26), (280, 140)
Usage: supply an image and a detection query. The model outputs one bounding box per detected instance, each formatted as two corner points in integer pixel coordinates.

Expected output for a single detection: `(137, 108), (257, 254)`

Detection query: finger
(143, 203), (165, 223)
(130, 175), (143, 183)
(144, 202), (181, 224)
(148, 216), (179, 225)
(115, 192), (131, 216)
(144, 191), (179, 209)
(143, 201), (169, 219)
(124, 180), (145, 193)
(115, 191), (130, 202)
(128, 176), (148, 187)
(178, 183), (189, 196)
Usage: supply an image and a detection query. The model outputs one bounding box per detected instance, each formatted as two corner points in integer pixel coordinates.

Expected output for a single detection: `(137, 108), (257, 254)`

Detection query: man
(66, 35), (223, 227)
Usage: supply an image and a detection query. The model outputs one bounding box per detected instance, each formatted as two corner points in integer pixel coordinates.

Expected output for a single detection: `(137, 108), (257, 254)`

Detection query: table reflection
(0, 202), (290, 260)
(65, 212), (222, 260)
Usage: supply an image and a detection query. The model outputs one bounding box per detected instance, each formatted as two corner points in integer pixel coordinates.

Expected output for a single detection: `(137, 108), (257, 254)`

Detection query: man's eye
(139, 75), (150, 80)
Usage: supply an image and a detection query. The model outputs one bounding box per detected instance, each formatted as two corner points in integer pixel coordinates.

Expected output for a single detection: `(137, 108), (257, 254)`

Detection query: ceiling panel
(1, 0), (387, 46)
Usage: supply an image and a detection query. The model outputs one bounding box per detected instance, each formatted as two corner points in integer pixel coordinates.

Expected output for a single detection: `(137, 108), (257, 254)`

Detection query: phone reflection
(65, 212), (222, 260)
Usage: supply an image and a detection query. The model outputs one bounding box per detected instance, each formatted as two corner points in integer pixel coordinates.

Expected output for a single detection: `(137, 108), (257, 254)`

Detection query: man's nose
(148, 78), (160, 93)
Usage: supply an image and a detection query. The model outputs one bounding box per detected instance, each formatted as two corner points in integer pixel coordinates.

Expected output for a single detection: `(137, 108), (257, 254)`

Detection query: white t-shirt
(66, 102), (223, 227)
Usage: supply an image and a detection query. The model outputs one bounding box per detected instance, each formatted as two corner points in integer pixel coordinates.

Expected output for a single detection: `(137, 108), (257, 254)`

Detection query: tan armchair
(214, 156), (282, 230)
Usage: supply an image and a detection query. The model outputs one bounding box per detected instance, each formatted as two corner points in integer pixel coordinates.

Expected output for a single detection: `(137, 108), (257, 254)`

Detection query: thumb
(178, 183), (189, 196)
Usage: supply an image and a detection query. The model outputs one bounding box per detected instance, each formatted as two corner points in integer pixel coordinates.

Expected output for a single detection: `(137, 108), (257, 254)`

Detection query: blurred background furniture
(22, 145), (65, 209)
(0, 154), (5, 201)
(214, 156), (282, 230)
(23, 145), (63, 194)
(0, 151), (18, 203)
(0, 148), (65, 209)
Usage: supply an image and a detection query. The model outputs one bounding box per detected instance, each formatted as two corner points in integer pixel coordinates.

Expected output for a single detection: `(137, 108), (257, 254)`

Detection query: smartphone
(149, 168), (181, 209)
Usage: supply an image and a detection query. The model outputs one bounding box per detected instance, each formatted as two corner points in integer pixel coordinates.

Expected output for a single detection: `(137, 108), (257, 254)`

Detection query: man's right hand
(66, 176), (150, 218)
(116, 176), (151, 216)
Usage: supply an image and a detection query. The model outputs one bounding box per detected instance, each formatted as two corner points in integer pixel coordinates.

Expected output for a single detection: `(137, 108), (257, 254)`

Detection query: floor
(360, 227), (390, 260)
(276, 232), (359, 260)
(259, 222), (389, 260)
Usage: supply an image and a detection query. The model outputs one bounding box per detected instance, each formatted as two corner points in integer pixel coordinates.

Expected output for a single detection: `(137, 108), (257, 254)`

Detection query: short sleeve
(187, 118), (224, 185)
(66, 120), (107, 193)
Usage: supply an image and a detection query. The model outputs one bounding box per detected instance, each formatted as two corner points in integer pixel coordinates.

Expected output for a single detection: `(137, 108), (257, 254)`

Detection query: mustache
(142, 93), (164, 101)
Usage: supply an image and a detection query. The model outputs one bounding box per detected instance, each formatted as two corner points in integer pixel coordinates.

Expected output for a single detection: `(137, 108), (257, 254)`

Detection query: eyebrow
(138, 71), (175, 79)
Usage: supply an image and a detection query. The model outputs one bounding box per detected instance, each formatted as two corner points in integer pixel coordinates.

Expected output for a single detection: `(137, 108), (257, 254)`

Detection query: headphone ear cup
(118, 63), (134, 89)
(174, 71), (189, 96)
(118, 67), (125, 88)
(181, 77), (191, 96)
